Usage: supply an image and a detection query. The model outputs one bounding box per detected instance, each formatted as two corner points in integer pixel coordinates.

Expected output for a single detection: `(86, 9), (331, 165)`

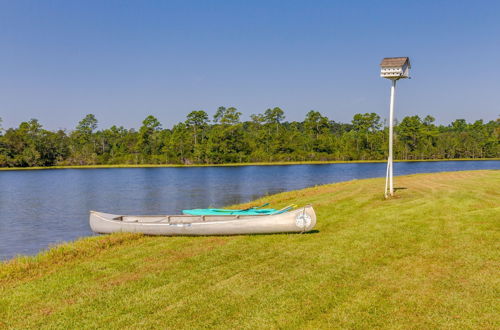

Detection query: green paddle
(211, 203), (271, 213)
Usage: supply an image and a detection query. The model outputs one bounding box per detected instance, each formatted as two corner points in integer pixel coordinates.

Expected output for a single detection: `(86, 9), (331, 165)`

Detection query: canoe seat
(122, 217), (138, 222)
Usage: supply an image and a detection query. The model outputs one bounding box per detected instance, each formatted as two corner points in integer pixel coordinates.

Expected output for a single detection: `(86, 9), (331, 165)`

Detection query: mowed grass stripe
(0, 170), (499, 329)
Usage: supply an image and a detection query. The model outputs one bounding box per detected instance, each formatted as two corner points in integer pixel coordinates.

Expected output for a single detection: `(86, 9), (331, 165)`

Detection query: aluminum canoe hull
(89, 205), (316, 236)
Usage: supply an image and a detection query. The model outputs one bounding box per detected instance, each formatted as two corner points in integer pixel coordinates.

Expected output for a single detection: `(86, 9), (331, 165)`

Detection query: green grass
(0, 157), (498, 171)
(1, 170), (499, 329)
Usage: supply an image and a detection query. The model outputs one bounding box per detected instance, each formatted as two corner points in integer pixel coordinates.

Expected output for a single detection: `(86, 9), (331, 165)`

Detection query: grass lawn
(1, 170), (499, 329)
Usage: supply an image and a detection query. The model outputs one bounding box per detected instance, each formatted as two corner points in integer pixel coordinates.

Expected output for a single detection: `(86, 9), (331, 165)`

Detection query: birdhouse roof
(380, 57), (410, 68)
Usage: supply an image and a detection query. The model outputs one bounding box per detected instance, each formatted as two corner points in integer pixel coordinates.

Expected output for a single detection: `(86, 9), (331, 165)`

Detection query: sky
(0, 0), (499, 130)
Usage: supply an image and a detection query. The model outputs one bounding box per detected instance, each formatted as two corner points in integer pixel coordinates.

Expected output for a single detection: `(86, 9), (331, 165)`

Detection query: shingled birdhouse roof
(380, 57), (411, 68)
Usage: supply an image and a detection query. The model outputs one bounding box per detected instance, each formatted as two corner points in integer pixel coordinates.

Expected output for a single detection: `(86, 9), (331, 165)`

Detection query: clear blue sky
(1, 0), (499, 130)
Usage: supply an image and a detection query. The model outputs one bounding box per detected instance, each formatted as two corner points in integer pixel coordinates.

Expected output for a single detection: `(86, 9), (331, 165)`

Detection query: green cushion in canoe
(182, 208), (277, 216)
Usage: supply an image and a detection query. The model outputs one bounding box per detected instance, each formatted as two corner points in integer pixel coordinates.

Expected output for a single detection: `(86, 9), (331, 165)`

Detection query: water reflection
(0, 160), (498, 260)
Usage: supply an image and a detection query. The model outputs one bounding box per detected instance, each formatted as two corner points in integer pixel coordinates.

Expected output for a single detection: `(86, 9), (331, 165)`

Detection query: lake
(1, 160), (499, 260)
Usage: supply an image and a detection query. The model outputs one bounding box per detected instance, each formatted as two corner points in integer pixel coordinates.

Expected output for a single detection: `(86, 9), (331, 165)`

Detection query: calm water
(0, 160), (498, 260)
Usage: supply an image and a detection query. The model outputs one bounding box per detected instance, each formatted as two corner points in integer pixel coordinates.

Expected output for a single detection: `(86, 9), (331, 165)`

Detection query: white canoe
(89, 205), (316, 236)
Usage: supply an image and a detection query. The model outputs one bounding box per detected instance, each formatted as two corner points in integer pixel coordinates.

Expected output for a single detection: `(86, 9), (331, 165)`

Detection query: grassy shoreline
(1, 170), (499, 328)
(0, 157), (498, 171)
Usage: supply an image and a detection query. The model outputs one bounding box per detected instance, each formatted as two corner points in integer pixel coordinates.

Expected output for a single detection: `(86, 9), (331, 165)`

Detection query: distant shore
(0, 158), (499, 171)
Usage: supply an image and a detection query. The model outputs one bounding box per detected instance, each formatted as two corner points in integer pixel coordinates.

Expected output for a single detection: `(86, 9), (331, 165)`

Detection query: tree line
(0, 107), (498, 167)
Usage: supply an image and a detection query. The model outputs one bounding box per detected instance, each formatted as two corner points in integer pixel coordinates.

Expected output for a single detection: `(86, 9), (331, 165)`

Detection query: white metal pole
(387, 79), (396, 197)
(384, 159), (390, 198)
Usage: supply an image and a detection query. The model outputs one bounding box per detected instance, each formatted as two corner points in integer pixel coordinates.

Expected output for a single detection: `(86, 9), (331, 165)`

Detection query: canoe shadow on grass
(232, 230), (320, 237)
(106, 231), (321, 239)
(303, 230), (320, 235)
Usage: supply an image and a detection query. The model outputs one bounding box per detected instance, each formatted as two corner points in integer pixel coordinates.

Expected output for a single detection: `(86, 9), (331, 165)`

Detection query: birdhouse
(380, 57), (411, 79)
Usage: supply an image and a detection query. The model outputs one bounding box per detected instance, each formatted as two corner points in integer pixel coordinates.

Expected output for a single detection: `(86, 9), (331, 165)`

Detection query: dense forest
(0, 107), (498, 167)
